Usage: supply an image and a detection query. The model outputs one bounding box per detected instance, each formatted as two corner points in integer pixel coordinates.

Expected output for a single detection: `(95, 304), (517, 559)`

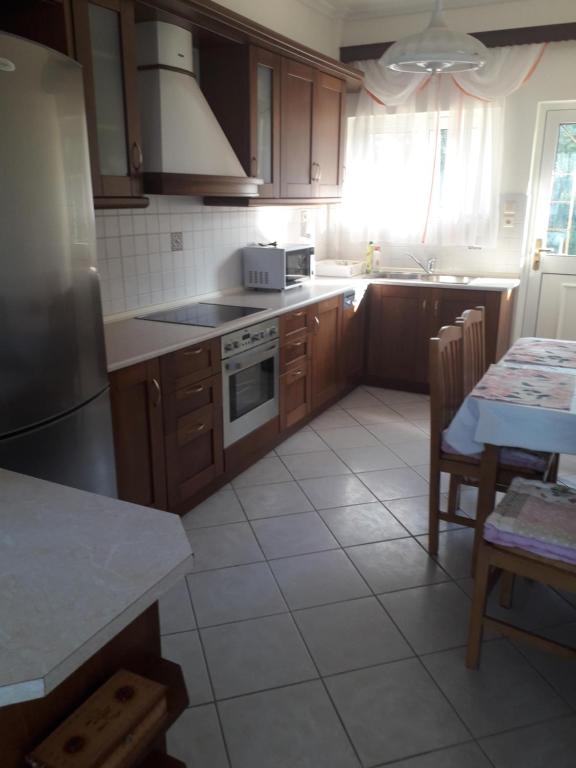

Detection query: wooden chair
(467, 478), (576, 668)
(456, 306), (486, 396)
(448, 307), (487, 518)
(428, 325), (556, 559)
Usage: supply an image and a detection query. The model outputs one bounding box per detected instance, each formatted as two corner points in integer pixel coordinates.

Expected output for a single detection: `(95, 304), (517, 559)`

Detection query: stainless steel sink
(371, 272), (471, 285)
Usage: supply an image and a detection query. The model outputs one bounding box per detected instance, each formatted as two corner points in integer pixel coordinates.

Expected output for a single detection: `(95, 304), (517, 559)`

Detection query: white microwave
(243, 244), (315, 291)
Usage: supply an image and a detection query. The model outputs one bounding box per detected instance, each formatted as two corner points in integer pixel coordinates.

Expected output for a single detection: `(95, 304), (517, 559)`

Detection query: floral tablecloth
(503, 337), (576, 369)
(444, 338), (576, 456)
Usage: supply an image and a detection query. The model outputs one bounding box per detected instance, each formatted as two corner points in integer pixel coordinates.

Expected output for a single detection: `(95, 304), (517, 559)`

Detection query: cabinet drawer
(165, 374), (221, 424)
(161, 339), (220, 392)
(281, 330), (310, 372)
(177, 404), (215, 449)
(280, 306), (313, 337)
(280, 358), (310, 429)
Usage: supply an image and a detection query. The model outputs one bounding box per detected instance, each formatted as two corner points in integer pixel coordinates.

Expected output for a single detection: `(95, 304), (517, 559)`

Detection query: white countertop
(104, 276), (519, 372)
(0, 469), (193, 707)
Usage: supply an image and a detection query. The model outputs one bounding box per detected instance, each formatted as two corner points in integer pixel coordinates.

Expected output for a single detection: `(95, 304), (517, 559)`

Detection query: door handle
(151, 378), (161, 407)
(314, 315), (320, 332)
(532, 238), (553, 271)
(131, 141), (143, 172)
(184, 348), (204, 357)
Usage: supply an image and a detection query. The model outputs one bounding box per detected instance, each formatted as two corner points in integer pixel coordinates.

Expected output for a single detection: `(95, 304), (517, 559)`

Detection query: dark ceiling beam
(340, 21), (576, 63)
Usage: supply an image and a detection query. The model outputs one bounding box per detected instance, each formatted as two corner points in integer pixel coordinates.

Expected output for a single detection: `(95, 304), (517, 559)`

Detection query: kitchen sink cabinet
(311, 296), (343, 410)
(366, 284), (516, 391)
(109, 359), (167, 509)
(71, 0), (147, 209)
(366, 285), (430, 389)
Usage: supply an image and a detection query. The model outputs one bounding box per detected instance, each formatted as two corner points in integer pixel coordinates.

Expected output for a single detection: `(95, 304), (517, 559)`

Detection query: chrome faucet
(405, 252), (436, 274)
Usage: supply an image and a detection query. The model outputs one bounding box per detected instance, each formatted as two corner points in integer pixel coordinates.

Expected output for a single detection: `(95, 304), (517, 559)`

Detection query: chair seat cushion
(441, 432), (548, 473)
(484, 477), (576, 565)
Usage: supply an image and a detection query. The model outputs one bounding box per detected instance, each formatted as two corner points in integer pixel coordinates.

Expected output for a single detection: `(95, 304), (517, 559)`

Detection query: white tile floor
(159, 386), (576, 768)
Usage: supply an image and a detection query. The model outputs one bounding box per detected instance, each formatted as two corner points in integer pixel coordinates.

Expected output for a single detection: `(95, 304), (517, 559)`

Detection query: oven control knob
(224, 343), (233, 351)
(233, 341), (240, 348)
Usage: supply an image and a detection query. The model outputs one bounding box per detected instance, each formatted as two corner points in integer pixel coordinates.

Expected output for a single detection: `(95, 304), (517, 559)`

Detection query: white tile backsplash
(96, 197), (326, 317)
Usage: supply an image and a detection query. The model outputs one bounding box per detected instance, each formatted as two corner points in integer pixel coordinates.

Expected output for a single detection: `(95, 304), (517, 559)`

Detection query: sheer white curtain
(342, 44), (546, 249)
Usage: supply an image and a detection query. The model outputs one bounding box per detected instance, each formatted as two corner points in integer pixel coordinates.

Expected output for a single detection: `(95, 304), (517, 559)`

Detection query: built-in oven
(222, 318), (279, 447)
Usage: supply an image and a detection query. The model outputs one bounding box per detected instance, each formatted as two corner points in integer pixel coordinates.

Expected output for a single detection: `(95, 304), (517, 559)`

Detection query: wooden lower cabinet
(280, 359), (311, 430)
(366, 284), (516, 391)
(366, 285), (430, 389)
(163, 373), (224, 514)
(110, 344), (224, 514)
(109, 359), (167, 510)
(311, 296), (343, 411)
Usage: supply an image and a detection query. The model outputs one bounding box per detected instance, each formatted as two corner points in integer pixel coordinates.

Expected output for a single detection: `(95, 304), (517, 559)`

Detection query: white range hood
(136, 21), (261, 197)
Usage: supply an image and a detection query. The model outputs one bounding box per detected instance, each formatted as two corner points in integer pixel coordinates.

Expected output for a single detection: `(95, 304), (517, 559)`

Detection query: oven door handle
(224, 343), (279, 373)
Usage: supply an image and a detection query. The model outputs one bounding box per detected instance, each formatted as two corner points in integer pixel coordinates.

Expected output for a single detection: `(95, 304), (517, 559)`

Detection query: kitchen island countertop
(104, 276), (519, 372)
(0, 469), (193, 707)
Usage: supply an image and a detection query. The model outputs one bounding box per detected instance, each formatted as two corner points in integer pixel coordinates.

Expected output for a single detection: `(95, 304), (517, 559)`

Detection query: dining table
(444, 336), (576, 565)
(445, 336), (576, 458)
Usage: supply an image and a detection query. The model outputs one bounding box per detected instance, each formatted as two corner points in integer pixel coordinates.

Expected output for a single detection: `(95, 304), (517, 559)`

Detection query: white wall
(341, 0), (576, 47)
(217, 0), (342, 58)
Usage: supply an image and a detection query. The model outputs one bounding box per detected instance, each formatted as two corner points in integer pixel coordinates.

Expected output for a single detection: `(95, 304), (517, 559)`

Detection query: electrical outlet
(300, 210), (311, 239)
(170, 231), (183, 251)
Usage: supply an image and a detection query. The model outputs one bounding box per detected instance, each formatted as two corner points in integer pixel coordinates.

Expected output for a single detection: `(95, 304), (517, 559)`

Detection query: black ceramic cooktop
(137, 302), (265, 328)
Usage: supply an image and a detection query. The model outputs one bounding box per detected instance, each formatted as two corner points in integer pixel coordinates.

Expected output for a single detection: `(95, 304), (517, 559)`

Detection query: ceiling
(308, 0), (516, 20)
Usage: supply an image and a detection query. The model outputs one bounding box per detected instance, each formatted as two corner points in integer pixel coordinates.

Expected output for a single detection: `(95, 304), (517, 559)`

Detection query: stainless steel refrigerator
(0, 32), (117, 496)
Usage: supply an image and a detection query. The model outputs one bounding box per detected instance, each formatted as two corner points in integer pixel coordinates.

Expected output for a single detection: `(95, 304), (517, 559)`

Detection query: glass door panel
(88, 3), (129, 177)
(256, 64), (273, 184)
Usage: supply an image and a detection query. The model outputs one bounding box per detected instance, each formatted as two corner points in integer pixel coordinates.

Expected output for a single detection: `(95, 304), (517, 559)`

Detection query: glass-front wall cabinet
(250, 47), (280, 198)
(73, 0), (144, 205)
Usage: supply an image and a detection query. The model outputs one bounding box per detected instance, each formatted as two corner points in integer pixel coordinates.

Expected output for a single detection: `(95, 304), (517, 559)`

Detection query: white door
(523, 106), (576, 340)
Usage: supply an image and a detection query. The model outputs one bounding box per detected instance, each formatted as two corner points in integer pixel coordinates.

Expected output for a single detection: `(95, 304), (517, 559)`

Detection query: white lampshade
(381, 0), (488, 74)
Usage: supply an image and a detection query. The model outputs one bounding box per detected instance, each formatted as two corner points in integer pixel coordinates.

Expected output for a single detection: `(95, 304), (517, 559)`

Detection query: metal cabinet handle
(314, 315), (320, 331)
(433, 299), (439, 315)
(184, 385), (204, 395)
(290, 340), (305, 347)
(184, 348), (204, 357)
(151, 378), (161, 407)
(316, 162), (322, 182)
(186, 423), (206, 436)
(293, 369), (303, 376)
(311, 161), (319, 182)
(421, 299), (427, 312)
(131, 141), (143, 172)
(294, 311), (305, 317)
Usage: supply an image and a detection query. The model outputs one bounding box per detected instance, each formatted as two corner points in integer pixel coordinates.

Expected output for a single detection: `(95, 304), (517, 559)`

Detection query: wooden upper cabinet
(250, 47), (282, 198)
(280, 59), (316, 198)
(71, 0), (146, 207)
(280, 61), (346, 199)
(313, 72), (346, 197)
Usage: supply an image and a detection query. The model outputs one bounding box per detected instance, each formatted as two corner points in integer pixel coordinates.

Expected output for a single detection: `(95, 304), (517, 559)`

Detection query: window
(546, 123), (576, 255)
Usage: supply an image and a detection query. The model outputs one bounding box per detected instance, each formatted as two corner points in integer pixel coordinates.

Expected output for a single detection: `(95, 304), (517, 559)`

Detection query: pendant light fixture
(381, 0), (488, 74)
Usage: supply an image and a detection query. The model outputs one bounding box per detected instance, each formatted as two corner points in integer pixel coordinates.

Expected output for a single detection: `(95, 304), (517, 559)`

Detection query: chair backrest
(429, 325), (464, 451)
(456, 306), (486, 395)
